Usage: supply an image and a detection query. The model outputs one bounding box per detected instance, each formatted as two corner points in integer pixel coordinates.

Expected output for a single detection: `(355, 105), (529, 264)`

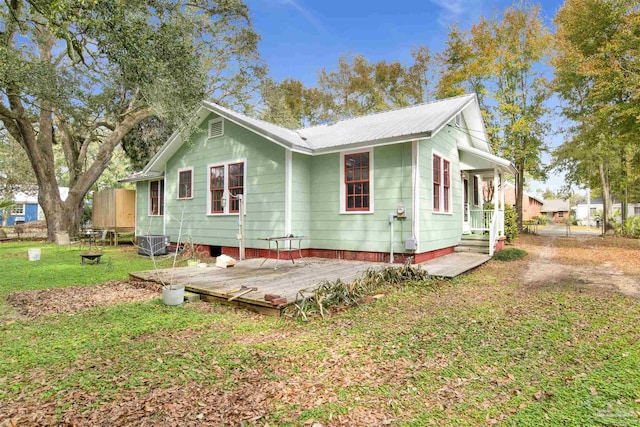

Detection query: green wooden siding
(309, 144), (413, 253)
(137, 113), (287, 249)
(135, 112), (477, 255)
(135, 180), (164, 235)
(417, 119), (464, 252)
(291, 152), (311, 247)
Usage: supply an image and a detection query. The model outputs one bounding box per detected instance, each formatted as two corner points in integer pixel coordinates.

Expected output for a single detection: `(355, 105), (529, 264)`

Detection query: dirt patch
(6, 280), (161, 319)
(516, 235), (640, 299)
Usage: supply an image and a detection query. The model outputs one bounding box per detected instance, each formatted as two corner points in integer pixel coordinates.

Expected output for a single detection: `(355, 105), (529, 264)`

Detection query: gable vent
(455, 113), (462, 127)
(208, 118), (224, 138)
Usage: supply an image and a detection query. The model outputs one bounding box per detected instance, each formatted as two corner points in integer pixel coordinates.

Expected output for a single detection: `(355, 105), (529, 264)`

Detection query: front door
(463, 177), (471, 234)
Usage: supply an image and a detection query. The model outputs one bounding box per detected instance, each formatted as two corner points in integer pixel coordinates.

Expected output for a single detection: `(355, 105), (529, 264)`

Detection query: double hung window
(433, 154), (451, 213)
(208, 162), (245, 214)
(344, 152), (370, 211)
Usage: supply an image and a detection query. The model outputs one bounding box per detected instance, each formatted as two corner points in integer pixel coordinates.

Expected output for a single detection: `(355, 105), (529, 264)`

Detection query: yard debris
(288, 265), (432, 320)
(216, 254), (236, 268)
(6, 280), (160, 318)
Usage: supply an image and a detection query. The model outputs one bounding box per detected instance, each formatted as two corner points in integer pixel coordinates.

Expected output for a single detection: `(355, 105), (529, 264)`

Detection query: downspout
(238, 195), (245, 260)
(389, 213), (395, 264)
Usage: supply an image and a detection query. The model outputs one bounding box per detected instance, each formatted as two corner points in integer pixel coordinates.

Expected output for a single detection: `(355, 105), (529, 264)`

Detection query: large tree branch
(77, 121), (115, 169)
(68, 107), (154, 200)
(0, 101), (21, 121)
(55, 117), (81, 185)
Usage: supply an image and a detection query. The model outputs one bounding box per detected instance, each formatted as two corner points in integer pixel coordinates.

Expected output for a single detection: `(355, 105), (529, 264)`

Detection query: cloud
(429, 0), (477, 28)
(277, 0), (325, 32)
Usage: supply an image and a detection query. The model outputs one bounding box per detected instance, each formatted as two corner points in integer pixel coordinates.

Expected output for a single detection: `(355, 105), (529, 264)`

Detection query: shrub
(534, 215), (551, 225)
(504, 205), (518, 242)
(617, 216), (640, 238)
(493, 247), (527, 261)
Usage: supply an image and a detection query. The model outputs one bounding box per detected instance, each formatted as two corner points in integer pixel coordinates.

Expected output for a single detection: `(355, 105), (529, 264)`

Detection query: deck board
(130, 257), (384, 311)
(418, 252), (490, 277)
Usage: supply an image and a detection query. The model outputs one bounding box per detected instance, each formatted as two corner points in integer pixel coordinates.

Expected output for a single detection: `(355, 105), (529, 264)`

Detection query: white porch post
(493, 167), (498, 215)
(499, 173), (505, 236)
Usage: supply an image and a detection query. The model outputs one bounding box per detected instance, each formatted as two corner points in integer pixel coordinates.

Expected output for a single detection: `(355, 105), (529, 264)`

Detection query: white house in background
(573, 197), (640, 226)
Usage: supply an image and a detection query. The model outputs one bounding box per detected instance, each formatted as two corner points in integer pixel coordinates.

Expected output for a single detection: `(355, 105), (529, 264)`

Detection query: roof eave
(203, 102), (312, 154)
(143, 106), (211, 174)
(119, 172), (164, 183)
(311, 132), (432, 155)
(457, 143), (517, 175)
(430, 94), (477, 138)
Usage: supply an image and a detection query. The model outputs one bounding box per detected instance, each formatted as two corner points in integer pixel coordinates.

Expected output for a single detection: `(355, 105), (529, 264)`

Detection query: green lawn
(0, 239), (639, 425)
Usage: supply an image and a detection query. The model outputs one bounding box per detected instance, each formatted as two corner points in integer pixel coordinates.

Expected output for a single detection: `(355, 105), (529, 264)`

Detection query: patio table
(258, 235), (307, 270)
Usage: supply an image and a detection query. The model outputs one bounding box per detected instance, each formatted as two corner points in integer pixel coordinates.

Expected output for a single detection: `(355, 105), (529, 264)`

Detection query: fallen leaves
(6, 280), (161, 318)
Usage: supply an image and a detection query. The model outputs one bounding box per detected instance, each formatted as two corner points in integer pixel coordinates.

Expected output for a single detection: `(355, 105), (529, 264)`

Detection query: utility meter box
(405, 237), (417, 251)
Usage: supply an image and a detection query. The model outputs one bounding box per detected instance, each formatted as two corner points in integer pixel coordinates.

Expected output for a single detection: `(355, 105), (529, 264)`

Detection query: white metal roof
(457, 143), (517, 175)
(297, 94), (477, 152)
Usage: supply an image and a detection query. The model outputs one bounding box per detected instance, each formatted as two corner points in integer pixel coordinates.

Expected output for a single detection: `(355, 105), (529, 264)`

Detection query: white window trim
(206, 159), (246, 216)
(148, 179), (164, 216)
(432, 150), (453, 215)
(208, 117), (224, 139)
(176, 167), (194, 200)
(10, 204), (25, 215)
(339, 149), (375, 214)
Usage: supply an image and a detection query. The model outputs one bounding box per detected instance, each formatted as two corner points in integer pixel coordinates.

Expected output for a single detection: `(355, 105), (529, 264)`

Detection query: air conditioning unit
(138, 235), (170, 256)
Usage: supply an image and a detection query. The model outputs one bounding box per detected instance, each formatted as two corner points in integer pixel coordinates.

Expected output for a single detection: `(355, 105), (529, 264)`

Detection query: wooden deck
(418, 252), (491, 278)
(131, 252), (491, 314)
(130, 257), (384, 315)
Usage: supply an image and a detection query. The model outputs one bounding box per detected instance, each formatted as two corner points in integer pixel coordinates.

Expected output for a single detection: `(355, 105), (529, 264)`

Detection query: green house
(124, 94), (515, 263)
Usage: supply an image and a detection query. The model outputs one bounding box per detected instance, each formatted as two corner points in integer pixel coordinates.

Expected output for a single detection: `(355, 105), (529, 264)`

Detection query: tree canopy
(0, 0), (265, 238)
(552, 0), (640, 229)
(260, 50), (436, 127)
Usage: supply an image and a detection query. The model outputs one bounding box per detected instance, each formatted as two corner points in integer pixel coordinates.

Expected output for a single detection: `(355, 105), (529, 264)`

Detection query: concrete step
(460, 234), (490, 241)
(455, 245), (491, 254)
(457, 239), (490, 247)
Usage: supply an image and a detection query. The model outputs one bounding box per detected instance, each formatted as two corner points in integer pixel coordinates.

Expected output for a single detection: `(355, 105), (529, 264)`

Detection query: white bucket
(28, 248), (41, 261)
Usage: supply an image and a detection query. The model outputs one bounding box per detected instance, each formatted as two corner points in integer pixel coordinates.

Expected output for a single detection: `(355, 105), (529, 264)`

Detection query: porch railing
(469, 209), (504, 256)
(469, 209), (493, 232)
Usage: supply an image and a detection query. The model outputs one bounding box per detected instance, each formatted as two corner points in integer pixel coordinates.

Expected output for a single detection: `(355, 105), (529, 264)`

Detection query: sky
(245, 0), (575, 195)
